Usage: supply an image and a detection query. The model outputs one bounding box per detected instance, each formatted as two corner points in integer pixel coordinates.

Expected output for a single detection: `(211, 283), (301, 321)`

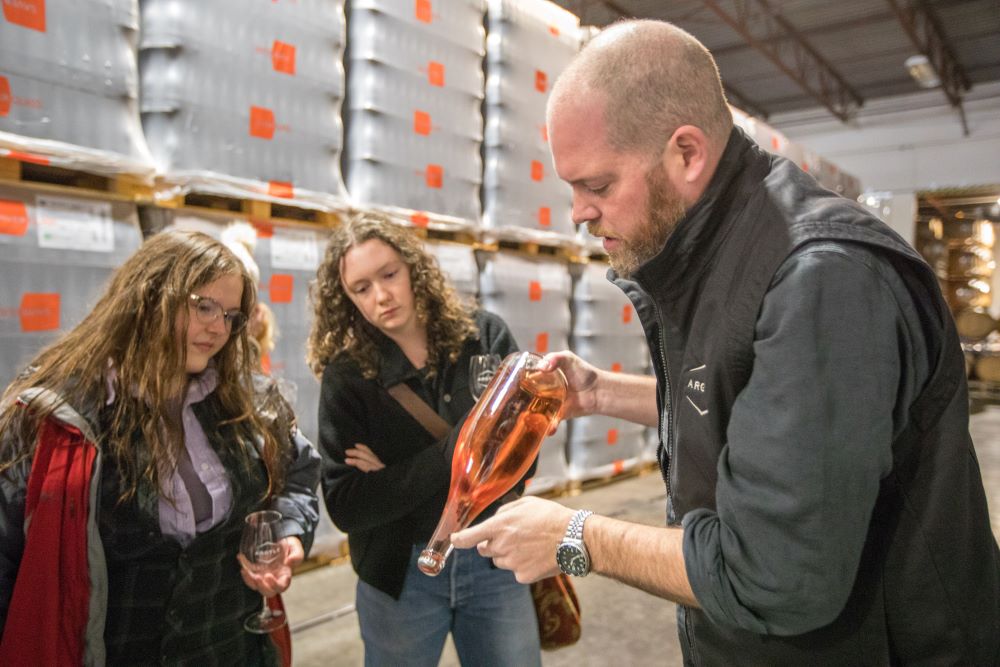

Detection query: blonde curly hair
(307, 212), (477, 379)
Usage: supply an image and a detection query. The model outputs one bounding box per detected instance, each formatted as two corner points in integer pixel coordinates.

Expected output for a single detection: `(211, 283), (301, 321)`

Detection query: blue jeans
(356, 544), (542, 667)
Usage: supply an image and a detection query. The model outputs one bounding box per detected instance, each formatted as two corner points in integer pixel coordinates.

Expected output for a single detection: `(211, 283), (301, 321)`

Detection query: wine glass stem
(260, 595), (270, 618)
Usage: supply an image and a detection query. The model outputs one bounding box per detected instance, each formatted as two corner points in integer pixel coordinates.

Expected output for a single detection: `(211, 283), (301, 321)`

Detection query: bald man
(452, 19), (1000, 664)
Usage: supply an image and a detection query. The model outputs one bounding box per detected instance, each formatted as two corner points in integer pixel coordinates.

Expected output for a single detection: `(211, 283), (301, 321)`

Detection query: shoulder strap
(386, 383), (452, 440)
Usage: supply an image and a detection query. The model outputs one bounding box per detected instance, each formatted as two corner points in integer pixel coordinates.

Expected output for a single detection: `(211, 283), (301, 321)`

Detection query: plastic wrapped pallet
(482, 0), (580, 243)
(567, 262), (648, 480)
(344, 0), (485, 224)
(0, 183), (142, 386)
(479, 251), (571, 491)
(139, 0), (347, 204)
(0, 0), (152, 174)
(424, 239), (479, 302)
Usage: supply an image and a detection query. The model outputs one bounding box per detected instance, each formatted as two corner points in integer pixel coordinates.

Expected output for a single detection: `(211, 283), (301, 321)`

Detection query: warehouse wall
(771, 82), (1000, 193)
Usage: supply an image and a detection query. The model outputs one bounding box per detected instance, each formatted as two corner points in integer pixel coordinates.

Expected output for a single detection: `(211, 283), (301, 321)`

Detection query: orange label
(268, 181), (293, 198)
(413, 110), (431, 136)
(19, 292), (59, 332)
(530, 160), (544, 182)
(612, 460), (625, 474)
(6, 150), (48, 165)
(540, 125), (548, 143)
(411, 212), (429, 228)
(425, 164), (443, 189)
(253, 222), (274, 238)
(802, 162), (810, 173)
(535, 70), (547, 93)
(3, 0), (46, 32)
(622, 304), (632, 324)
(0, 76), (10, 116)
(535, 332), (549, 354)
(249, 106), (276, 139)
(269, 274), (294, 303)
(606, 429), (619, 446)
(528, 280), (542, 301)
(611, 362), (622, 373)
(415, 0), (432, 23)
(427, 61), (445, 87)
(537, 206), (550, 228)
(271, 40), (296, 75)
(548, 25), (560, 36)
(0, 199), (28, 236)
(771, 136), (781, 151)
(260, 353), (272, 375)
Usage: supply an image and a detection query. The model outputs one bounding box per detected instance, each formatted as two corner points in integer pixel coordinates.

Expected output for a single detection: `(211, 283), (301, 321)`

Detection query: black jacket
(318, 310), (524, 598)
(617, 128), (1000, 664)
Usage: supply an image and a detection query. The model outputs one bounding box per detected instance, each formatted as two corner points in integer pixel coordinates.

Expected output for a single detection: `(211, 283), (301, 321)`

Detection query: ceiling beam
(700, 0), (864, 122)
(885, 0), (972, 135)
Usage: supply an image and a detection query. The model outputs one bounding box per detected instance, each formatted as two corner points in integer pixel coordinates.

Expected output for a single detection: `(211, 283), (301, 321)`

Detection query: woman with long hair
(308, 212), (541, 666)
(0, 230), (320, 665)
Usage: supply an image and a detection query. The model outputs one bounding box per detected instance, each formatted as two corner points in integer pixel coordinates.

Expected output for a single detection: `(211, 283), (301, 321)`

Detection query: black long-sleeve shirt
(318, 310), (522, 598)
(682, 241), (931, 635)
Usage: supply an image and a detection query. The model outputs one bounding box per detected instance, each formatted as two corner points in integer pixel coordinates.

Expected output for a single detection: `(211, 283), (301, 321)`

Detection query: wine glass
(469, 354), (502, 400)
(240, 509), (287, 633)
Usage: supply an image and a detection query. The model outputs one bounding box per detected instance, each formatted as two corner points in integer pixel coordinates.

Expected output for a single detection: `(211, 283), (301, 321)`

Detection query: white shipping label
(271, 228), (320, 271)
(36, 196), (114, 252)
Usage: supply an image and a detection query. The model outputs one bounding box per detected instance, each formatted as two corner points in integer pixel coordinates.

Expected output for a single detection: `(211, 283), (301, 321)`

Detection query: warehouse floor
(284, 405), (1000, 666)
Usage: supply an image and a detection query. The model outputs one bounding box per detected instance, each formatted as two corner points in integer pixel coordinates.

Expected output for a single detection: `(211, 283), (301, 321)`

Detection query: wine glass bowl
(469, 354), (502, 400)
(241, 510), (287, 633)
(418, 351), (567, 576)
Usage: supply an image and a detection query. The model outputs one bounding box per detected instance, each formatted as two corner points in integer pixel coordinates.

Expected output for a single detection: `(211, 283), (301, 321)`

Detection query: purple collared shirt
(107, 368), (233, 547)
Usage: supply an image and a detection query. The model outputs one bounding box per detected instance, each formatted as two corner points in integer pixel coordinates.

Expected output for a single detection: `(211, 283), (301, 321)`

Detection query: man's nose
(571, 198), (598, 226)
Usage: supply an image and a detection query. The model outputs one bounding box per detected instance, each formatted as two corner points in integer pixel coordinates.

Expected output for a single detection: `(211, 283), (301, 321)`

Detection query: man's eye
(588, 184), (609, 195)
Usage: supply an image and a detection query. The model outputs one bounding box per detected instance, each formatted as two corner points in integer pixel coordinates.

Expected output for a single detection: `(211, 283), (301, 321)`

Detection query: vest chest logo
(684, 364), (709, 416)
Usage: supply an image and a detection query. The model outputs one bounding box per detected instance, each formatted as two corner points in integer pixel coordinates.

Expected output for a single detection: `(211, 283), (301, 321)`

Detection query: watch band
(566, 509), (594, 542)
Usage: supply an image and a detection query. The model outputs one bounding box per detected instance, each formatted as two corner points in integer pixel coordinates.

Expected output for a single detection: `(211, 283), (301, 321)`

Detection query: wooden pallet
(410, 225), (479, 247)
(158, 190), (340, 228)
(0, 152), (153, 201)
(564, 460), (659, 496)
(479, 237), (586, 263)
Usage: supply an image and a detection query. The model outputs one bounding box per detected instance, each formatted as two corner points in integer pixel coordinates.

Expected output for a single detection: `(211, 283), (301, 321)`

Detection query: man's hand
(344, 443), (385, 473)
(238, 535), (305, 597)
(540, 351), (602, 432)
(451, 496), (576, 583)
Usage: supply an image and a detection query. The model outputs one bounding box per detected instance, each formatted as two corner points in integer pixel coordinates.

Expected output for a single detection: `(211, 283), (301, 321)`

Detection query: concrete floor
(285, 405), (1000, 666)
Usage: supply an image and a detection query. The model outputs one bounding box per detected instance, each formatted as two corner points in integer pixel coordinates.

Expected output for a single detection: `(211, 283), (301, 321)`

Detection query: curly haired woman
(0, 230), (320, 665)
(308, 212), (541, 666)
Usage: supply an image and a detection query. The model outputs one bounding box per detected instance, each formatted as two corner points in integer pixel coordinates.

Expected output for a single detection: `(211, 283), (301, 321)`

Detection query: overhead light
(906, 54), (941, 88)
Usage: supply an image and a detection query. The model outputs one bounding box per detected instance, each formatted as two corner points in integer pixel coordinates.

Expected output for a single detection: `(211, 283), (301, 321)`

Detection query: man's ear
(662, 125), (712, 203)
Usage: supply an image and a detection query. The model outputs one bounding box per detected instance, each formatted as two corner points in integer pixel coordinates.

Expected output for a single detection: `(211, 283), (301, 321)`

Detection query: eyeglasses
(188, 294), (249, 334)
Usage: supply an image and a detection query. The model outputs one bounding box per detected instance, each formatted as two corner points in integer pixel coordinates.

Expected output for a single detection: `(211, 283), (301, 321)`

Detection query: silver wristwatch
(556, 509), (594, 577)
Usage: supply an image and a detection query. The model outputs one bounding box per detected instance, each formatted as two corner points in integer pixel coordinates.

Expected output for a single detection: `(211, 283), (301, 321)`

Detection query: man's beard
(592, 165), (686, 278)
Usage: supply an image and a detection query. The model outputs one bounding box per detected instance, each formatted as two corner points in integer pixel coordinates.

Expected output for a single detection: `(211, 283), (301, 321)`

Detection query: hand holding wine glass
(239, 510), (288, 633)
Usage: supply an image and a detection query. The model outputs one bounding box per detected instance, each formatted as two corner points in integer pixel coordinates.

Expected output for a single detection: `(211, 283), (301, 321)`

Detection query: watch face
(556, 542), (589, 576)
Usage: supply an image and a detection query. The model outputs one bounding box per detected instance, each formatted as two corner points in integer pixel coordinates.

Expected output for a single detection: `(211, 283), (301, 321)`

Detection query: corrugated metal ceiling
(550, 0), (1000, 122)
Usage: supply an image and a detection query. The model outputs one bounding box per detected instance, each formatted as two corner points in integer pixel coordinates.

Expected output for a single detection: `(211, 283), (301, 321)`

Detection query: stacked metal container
(139, 0), (347, 198)
(0, 184), (142, 387)
(482, 0), (579, 241)
(0, 0), (150, 167)
(344, 0), (485, 222)
(567, 262), (650, 480)
(479, 251), (572, 493)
